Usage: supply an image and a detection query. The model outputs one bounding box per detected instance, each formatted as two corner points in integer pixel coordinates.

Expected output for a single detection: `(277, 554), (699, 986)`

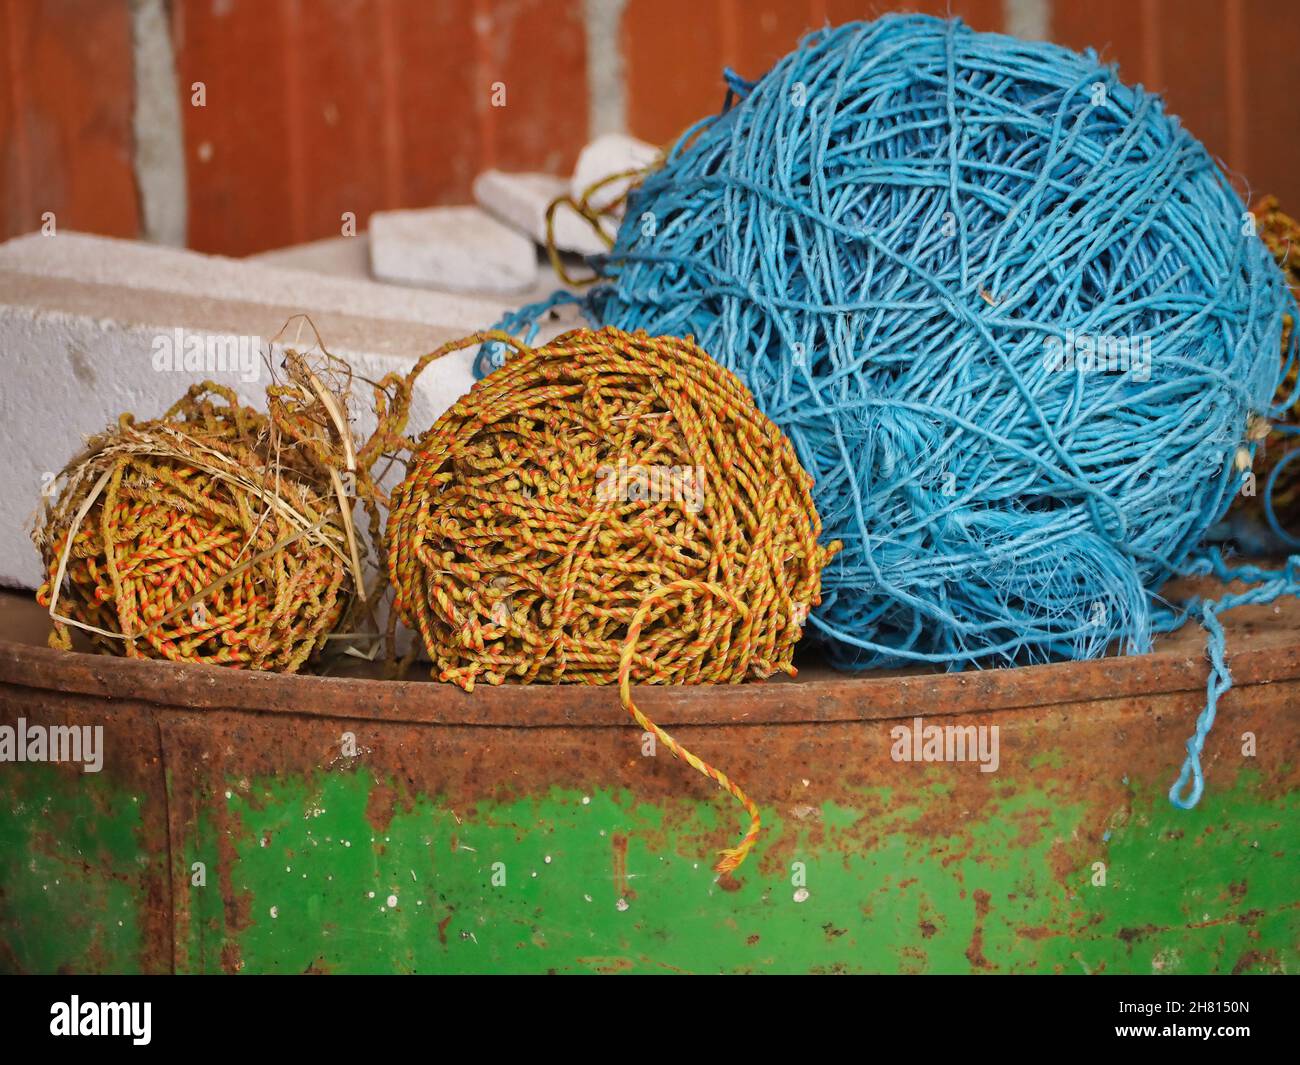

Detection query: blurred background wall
(2, 0), (1296, 256)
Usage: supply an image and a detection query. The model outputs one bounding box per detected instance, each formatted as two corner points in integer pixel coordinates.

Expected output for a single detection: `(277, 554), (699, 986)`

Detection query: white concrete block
(570, 133), (658, 212)
(473, 170), (610, 257)
(246, 230), (570, 307)
(369, 206), (538, 295)
(0, 232), (500, 592)
(249, 233), (373, 279)
(0, 231), (513, 332)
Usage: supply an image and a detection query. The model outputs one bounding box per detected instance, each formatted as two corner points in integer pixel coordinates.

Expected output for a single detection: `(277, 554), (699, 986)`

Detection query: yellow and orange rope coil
(33, 345), (390, 672)
(387, 326), (840, 873)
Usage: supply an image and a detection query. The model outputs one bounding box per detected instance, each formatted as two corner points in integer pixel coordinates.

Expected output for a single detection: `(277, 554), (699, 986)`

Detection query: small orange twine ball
(34, 378), (360, 672)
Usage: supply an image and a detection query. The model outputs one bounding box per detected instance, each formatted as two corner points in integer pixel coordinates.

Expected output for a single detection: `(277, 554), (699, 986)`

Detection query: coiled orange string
(33, 333), (405, 672)
(387, 326), (839, 872)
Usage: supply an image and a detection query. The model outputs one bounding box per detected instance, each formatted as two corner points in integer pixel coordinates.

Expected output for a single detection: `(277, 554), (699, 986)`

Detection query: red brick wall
(0, 0), (138, 239)
(172, 0), (589, 255)
(622, 0), (1002, 146)
(1051, 0), (1300, 215)
(2, 0), (1297, 254)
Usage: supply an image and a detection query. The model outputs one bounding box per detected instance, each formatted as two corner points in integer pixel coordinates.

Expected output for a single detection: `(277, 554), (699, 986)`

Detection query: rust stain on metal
(576, 956), (635, 974)
(611, 832), (636, 901)
(365, 778), (399, 834)
(1232, 948), (1281, 975)
(1116, 923), (1160, 948)
(5, 678), (1296, 973)
(220, 942), (242, 973)
(965, 889), (995, 971)
(5, 575), (1300, 730)
(214, 805), (251, 974)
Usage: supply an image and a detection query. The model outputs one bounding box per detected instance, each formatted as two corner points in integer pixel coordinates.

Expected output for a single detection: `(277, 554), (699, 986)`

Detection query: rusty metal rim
(1, 634), (1297, 728)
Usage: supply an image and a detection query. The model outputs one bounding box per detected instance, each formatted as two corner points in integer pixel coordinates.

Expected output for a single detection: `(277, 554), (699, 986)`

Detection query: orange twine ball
(387, 325), (840, 872)
(34, 376), (363, 672)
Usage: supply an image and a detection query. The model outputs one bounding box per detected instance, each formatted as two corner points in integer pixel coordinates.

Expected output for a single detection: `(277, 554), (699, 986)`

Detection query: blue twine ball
(479, 14), (1297, 803)
(486, 14), (1289, 665)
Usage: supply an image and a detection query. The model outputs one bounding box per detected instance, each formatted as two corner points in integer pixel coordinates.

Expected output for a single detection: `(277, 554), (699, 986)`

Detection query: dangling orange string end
(617, 579), (764, 875)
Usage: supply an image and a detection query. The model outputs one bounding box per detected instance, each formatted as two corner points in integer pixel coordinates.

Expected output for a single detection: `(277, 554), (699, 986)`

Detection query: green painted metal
(3, 580), (1297, 975)
(3, 759), (1294, 974)
(0, 769), (145, 973)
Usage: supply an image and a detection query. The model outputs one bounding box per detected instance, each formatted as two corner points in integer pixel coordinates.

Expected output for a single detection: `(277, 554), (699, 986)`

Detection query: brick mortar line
(1004, 0), (1050, 41)
(584, 0), (629, 137)
(130, 0), (188, 247)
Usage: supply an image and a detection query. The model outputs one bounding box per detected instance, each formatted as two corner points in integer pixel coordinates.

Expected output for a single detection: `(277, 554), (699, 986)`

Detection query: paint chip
(793, 889), (810, 903)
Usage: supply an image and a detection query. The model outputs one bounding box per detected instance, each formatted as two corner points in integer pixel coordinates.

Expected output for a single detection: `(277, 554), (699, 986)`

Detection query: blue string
(1160, 551), (1300, 807)
(475, 14), (1298, 809)
(1263, 425), (1300, 548)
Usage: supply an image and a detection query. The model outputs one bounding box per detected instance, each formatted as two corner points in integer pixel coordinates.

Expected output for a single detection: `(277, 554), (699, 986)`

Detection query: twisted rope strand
(617, 579), (764, 874)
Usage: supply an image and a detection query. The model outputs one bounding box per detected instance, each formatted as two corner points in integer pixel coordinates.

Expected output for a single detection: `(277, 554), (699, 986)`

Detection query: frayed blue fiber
(476, 14), (1299, 807)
